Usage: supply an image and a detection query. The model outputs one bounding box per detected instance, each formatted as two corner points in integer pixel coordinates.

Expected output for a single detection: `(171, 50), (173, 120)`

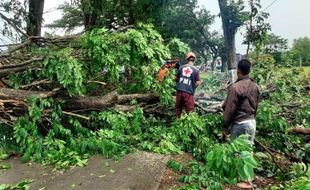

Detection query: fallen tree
(289, 128), (310, 135)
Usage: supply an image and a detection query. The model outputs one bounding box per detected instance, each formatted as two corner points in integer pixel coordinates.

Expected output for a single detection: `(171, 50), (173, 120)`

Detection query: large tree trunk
(64, 91), (118, 110)
(27, 0), (45, 36)
(224, 32), (236, 70)
(125, 0), (136, 25)
(0, 88), (159, 110)
(218, 0), (237, 82)
(81, 0), (100, 30)
(221, 57), (227, 73)
(83, 13), (98, 30)
(211, 57), (217, 71)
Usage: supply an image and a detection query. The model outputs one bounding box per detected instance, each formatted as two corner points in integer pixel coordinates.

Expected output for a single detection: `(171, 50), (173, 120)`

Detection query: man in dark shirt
(222, 59), (260, 144)
(175, 52), (201, 117)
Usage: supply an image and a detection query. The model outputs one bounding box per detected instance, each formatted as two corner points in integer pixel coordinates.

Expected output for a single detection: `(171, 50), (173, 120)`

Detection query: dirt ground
(158, 153), (195, 190)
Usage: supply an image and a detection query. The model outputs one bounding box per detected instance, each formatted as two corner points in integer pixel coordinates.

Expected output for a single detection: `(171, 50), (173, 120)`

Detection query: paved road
(0, 151), (169, 190)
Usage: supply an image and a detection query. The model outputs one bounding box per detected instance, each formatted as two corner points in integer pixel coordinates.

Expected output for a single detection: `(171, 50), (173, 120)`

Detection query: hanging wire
(263, 0), (279, 11)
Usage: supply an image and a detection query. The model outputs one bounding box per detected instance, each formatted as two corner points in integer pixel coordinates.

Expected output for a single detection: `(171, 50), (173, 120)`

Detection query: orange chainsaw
(157, 58), (180, 81)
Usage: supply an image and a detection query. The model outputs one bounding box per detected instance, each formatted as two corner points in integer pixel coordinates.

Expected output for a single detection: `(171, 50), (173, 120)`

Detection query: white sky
(39, 0), (309, 53)
(198, 0), (310, 53)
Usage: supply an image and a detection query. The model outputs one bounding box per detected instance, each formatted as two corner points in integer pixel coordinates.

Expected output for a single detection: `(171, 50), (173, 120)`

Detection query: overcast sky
(41, 0), (309, 54)
(198, 0), (310, 53)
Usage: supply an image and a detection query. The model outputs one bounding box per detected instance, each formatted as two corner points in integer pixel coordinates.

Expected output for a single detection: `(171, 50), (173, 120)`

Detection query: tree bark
(83, 13), (98, 30)
(118, 93), (159, 104)
(64, 91), (118, 110)
(224, 31), (237, 70)
(289, 128), (310, 135)
(211, 57), (217, 71)
(0, 88), (159, 110)
(218, 0), (237, 81)
(218, 0), (237, 70)
(27, 0), (45, 36)
(0, 88), (55, 100)
(221, 59), (227, 72)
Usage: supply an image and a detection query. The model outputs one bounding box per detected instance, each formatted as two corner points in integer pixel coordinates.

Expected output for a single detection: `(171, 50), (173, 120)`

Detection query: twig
(0, 99), (27, 107)
(195, 101), (223, 113)
(20, 79), (51, 89)
(0, 12), (28, 38)
(0, 57), (43, 69)
(0, 43), (23, 48)
(62, 111), (90, 121)
(0, 40), (31, 58)
(30, 35), (80, 44)
(254, 139), (288, 172)
(0, 65), (38, 78)
(87, 80), (107, 86)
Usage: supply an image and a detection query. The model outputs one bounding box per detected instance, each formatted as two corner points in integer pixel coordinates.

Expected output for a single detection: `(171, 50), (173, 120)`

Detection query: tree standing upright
(27, 0), (45, 36)
(218, 0), (248, 82)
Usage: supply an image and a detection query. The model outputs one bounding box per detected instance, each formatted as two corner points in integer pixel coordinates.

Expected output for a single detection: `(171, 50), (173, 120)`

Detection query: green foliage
(0, 124), (18, 153)
(14, 96), (48, 163)
(46, 3), (82, 33)
(50, 0), (217, 66)
(179, 136), (257, 189)
(0, 179), (33, 190)
(8, 24), (186, 103)
(219, 0), (249, 30)
(205, 136), (258, 182)
(80, 24), (177, 103)
(179, 161), (223, 190)
(9, 47), (85, 96)
(8, 69), (42, 89)
(243, 0), (270, 54)
(256, 101), (288, 132)
(264, 32), (288, 54)
(169, 113), (221, 160)
(285, 176), (310, 190)
(267, 171), (310, 190)
(291, 37), (310, 66)
(0, 150), (9, 160)
(43, 48), (85, 96)
(287, 162), (308, 180)
(167, 160), (184, 172)
(11, 98), (225, 171)
(0, 163), (10, 170)
(167, 38), (190, 61)
(198, 72), (224, 94)
(13, 97), (88, 168)
(0, 149), (10, 170)
(251, 54), (276, 85)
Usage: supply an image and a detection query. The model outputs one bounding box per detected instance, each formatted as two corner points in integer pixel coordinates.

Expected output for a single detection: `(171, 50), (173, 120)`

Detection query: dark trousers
(176, 91), (195, 117)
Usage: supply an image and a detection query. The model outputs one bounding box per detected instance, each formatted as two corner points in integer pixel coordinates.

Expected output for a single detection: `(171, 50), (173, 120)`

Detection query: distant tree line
(0, 0), (309, 69)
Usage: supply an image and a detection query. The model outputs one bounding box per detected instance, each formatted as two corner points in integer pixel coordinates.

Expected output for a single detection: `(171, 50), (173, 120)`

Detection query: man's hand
(222, 128), (229, 138)
(195, 80), (201, 88)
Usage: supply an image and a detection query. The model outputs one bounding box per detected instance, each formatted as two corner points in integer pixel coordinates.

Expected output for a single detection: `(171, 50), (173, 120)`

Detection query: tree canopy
(292, 37), (310, 66)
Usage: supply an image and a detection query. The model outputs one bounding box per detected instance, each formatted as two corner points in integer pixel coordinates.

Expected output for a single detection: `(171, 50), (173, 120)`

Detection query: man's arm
(175, 68), (180, 82)
(223, 86), (238, 129)
(254, 85), (260, 116)
(195, 71), (201, 88)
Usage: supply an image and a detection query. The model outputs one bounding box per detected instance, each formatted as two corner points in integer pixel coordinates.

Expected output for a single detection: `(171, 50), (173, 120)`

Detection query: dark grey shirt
(176, 64), (200, 95)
